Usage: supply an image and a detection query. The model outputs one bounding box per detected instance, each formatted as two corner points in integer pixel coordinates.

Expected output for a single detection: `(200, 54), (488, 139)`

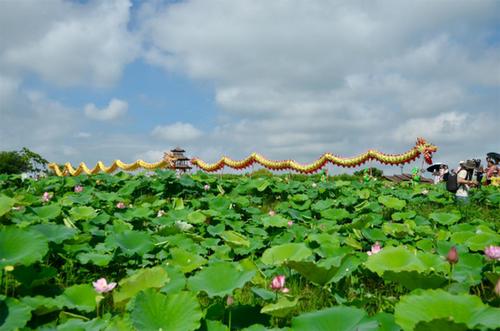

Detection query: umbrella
(427, 163), (444, 173)
(487, 152), (500, 163)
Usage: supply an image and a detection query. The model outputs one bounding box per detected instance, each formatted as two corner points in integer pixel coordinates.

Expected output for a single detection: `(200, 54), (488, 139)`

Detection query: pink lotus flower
(268, 210), (276, 216)
(74, 185), (83, 193)
(226, 295), (234, 306)
(287, 220), (293, 227)
(92, 278), (117, 293)
(116, 202), (126, 209)
(367, 242), (382, 256)
(446, 246), (459, 265)
(204, 184), (210, 191)
(42, 192), (52, 202)
(484, 246), (500, 261)
(270, 275), (289, 293)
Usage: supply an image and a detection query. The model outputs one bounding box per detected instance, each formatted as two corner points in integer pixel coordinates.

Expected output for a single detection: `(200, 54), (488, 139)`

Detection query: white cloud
(152, 122), (203, 141)
(141, 0), (500, 170)
(135, 150), (164, 162)
(84, 98), (128, 121)
(0, 0), (139, 87)
(75, 132), (91, 139)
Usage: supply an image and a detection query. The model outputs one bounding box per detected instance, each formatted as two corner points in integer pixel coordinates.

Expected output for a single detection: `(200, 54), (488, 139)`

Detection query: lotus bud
(446, 246), (459, 264)
(226, 295), (234, 306)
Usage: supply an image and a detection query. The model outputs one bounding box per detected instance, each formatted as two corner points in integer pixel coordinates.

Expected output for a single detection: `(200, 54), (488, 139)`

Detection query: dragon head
(163, 151), (178, 168)
(416, 138), (437, 165)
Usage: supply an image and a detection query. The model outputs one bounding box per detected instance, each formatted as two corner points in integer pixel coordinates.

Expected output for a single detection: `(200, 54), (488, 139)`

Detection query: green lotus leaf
(33, 204), (61, 220)
(131, 289), (202, 331)
(378, 196), (406, 210)
(311, 199), (335, 212)
(262, 215), (289, 228)
(260, 297), (299, 318)
(365, 246), (428, 276)
(21, 295), (62, 314)
(58, 284), (98, 312)
(114, 266), (170, 304)
(160, 265), (187, 295)
(261, 243), (312, 266)
(168, 247), (207, 273)
(31, 224), (77, 243)
(57, 318), (107, 331)
(463, 232), (500, 251)
(394, 289), (500, 331)
(288, 261), (337, 286)
(205, 320), (229, 331)
(110, 230), (154, 256)
(383, 271), (447, 290)
(391, 210), (416, 221)
(187, 210), (207, 224)
(0, 296), (33, 331)
(0, 195), (15, 217)
(187, 261), (255, 297)
(320, 208), (350, 221)
(451, 253), (483, 286)
(251, 287), (276, 300)
(69, 206), (97, 221)
(0, 227), (49, 268)
(209, 196), (231, 211)
(291, 306), (378, 331)
(220, 230), (250, 248)
(77, 252), (113, 266)
(429, 212), (461, 225)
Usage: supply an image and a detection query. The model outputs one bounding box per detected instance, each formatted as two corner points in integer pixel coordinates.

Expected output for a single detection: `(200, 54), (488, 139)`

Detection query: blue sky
(0, 0), (499, 174)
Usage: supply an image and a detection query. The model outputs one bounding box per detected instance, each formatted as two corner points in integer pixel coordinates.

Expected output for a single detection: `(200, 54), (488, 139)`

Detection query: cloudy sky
(1, 0), (499, 174)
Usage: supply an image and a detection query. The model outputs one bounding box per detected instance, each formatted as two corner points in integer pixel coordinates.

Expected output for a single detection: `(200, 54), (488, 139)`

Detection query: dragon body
(48, 138), (437, 176)
(191, 138), (437, 173)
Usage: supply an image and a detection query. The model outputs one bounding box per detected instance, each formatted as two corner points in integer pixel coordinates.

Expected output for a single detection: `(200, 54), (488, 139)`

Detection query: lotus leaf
(261, 243), (313, 266)
(187, 261), (255, 297)
(131, 289), (202, 331)
(394, 289), (500, 331)
(70, 206), (97, 221)
(58, 284), (97, 312)
(187, 210), (207, 224)
(0, 296), (33, 331)
(114, 266), (170, 304)
(320, 208), (350, 221)
(365, 247), (433, 276)
(0, 227), (49, 268)
(0, 195), (15, 217)
(31, 224), (77, 243)
(378, 196), (406, 210)
(169, 247), (207, 273)
(261, 297), (299, 318)
(220, 230), (250, 248)
(109, 230), (154, 256)
(33, 204), (61, 220)
(291, 306), (378, 331)
(429, 212), (461, 225)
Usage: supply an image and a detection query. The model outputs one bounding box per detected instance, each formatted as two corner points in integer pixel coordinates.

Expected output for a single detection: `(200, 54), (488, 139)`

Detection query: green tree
(0, 148), (48, 175)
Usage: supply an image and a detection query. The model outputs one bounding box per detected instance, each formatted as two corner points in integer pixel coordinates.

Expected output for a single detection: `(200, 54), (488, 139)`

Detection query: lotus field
(1, 171), (500, 330)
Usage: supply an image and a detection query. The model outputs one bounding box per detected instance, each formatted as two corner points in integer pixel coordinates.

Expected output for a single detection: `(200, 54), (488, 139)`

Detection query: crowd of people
(428, 153), (499, 202)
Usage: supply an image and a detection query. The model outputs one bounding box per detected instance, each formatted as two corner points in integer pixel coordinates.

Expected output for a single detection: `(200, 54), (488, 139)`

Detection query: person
(485, 157), (499, 186)
(440, 164), (449, 182)
(432, 169), (440, 184)
(455, 160), (477, 202)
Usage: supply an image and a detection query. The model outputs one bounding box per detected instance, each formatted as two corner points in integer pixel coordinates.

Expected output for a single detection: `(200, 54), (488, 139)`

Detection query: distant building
(170, 147), (192, 172)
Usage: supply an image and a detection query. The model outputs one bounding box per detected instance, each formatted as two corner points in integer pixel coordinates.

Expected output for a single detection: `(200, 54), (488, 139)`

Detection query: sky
(0, 0), (499, 175)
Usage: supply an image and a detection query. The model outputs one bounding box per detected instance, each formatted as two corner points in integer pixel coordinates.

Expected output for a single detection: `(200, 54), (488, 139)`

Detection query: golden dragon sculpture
(48, 138), (437, 176)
